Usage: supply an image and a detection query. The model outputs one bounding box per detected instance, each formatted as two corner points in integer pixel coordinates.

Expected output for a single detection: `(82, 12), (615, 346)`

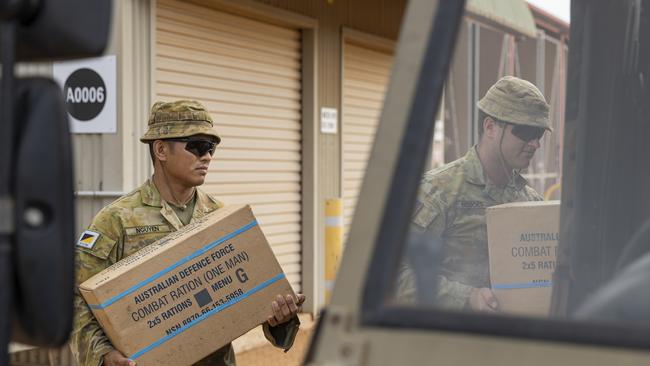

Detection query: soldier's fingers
(479, 300), (496, 313)
(286, 295), (298, 313)
(267, 315), (278, 327)
(296, 294), (306, 306)
(272, 301), (284, 322)
(482, 297), (497, 310)
(280, 303), (291, 317)
(483, 305), (497, 313)
(117, 358), (135, 366)
(481, 290), (498, 309)
(277, 295), (291, 317)
(107, 351), (135, 366)
(274, 295), (285, 319)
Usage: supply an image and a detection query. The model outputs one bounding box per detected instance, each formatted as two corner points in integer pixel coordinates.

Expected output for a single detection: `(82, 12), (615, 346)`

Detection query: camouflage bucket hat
(477, 76), (552, 131)
(140, 100), (221, 143)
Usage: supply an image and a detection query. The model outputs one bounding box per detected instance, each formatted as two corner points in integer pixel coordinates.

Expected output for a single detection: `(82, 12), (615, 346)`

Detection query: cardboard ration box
(80, 204), (294, 366)
(486, 201), (560, 316)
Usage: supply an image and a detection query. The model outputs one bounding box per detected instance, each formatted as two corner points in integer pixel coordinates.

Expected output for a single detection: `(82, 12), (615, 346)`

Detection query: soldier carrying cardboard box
(399, 76), (552, 312)
(71, 100), (304, 366)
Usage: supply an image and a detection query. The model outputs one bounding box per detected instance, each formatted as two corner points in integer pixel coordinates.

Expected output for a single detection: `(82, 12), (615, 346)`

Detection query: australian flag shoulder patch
(77, 230), (100, 249)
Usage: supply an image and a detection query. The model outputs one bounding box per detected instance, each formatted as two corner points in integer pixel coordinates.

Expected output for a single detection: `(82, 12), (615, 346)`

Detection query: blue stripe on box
(492, 281), (552, 290)
(129, 273), (286, 360)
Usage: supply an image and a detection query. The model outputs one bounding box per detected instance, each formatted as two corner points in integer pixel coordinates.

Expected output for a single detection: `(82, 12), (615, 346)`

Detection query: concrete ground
(234, 314), (315, 366)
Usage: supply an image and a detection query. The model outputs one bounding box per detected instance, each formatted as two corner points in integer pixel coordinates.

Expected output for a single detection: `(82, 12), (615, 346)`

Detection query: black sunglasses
(509, 124), (545, 142)
(168, 138), (217, 157)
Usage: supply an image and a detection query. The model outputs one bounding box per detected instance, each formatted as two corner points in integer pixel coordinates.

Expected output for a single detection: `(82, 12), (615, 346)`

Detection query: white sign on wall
(320, 107), (338, 134)
(53, 55), (117, 134)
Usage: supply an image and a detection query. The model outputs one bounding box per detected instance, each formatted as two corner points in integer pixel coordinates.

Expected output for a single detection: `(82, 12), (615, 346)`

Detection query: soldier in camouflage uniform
(400, 76), (552, 311)
(71, 100), (303, 366)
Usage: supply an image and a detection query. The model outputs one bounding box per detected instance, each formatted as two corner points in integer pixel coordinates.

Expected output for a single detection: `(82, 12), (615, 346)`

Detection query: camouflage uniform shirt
(407, 147), (542, 309)
(71, 179), (299, 366)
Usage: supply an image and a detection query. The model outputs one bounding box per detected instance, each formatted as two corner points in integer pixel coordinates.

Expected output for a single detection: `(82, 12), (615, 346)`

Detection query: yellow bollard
(325, 198), (343, 303)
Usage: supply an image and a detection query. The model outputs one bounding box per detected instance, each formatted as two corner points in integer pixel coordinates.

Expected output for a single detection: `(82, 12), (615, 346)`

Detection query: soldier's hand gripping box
(79, 205), (294, 366)
(486, 201), (560, 316)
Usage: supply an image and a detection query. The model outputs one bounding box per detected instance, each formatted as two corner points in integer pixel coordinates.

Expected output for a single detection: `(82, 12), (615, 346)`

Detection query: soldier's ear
(483, 116), (500, 139)
(153, 140), (168, 162)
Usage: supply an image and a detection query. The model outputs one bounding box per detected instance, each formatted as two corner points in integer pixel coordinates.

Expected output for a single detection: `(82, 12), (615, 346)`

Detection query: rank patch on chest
(77, 230), (100, 249)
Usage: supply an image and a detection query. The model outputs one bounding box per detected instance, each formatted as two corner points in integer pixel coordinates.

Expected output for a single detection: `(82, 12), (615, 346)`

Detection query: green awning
(466, 0), (538, 38)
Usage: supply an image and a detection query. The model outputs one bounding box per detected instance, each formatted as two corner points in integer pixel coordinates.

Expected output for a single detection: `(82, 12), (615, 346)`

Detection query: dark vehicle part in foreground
(0, 1), (111, 365)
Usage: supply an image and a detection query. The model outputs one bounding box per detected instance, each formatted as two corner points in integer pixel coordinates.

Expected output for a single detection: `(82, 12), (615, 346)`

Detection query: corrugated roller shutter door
(342, 42), (393, 238)
(156, 0), (302, 291)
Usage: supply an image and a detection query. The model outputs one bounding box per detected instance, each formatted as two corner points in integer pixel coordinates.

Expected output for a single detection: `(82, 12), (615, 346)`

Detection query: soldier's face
(163, 136), (214, 187)
(497, 124), (542, 169)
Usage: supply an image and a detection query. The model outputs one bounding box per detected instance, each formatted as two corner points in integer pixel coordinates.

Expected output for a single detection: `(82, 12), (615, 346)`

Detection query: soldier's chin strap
(497, 125), (516, 189)
(160, 159), (195, 210)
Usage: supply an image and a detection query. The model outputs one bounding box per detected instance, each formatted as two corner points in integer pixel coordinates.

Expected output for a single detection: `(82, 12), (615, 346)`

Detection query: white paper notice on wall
(53, 55), (117, 134)
(320, 107), (338, 134)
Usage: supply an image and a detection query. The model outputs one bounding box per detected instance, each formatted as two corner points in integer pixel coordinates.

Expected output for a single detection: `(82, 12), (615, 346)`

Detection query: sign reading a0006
(53, 55), (116, 133)
(63, 68), (106, 121)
